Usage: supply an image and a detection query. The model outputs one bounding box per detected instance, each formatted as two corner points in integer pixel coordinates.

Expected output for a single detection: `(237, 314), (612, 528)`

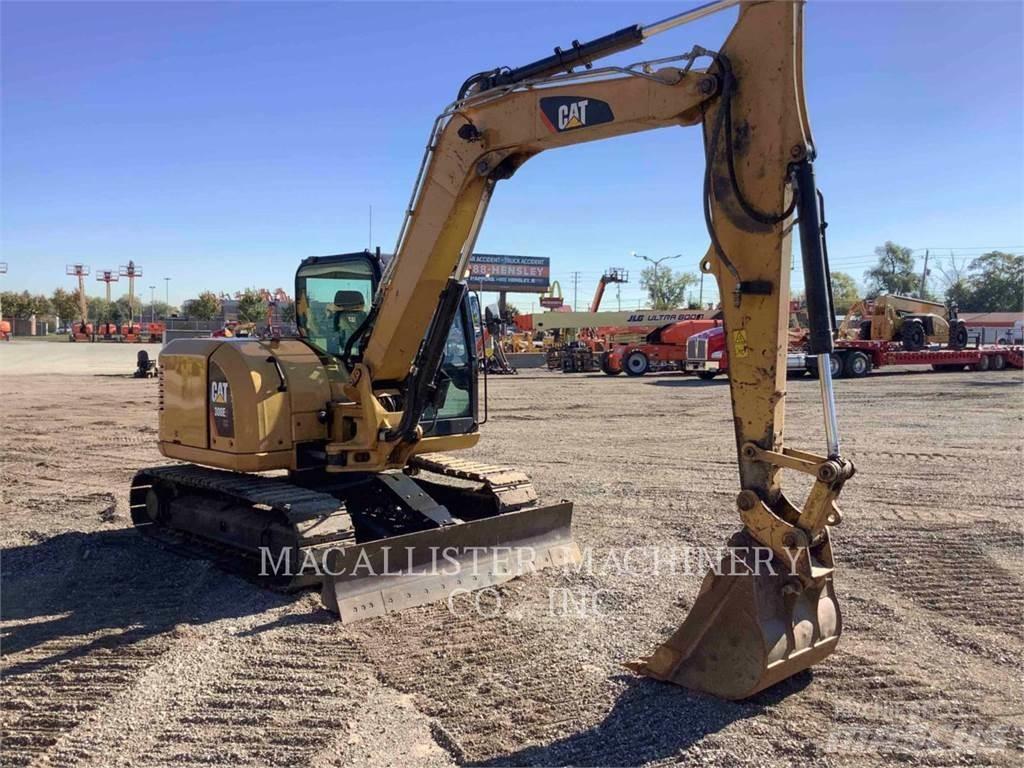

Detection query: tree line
(7, 248), (1019, 325)
(183, 290), (295, 324)
(1, 289), (178, 326)
(637, 244), (1021, 314)
(860, 243), (1022, 311)
(1, 286), (297, 326)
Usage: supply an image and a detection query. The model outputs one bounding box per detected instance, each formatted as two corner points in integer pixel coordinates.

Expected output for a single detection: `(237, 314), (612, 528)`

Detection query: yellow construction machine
(132, 0), (852, 700)
(839, 294), (968, 350)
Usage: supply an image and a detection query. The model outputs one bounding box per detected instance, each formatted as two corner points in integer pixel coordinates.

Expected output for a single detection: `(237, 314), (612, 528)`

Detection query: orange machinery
(95, 323), (121, 341)
(121, 322), (143, 342)
(602, 317), (721, 375)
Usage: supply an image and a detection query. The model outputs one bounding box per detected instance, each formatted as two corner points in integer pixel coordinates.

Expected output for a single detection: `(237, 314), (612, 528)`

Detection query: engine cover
(159, 337), (335, 472)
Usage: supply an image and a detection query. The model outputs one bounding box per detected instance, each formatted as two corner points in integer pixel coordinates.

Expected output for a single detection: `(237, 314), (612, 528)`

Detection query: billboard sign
(467, 254), (550, 293)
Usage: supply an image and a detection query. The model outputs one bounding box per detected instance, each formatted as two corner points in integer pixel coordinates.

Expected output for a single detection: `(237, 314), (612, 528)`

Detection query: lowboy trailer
(806, 339), (1024, 378)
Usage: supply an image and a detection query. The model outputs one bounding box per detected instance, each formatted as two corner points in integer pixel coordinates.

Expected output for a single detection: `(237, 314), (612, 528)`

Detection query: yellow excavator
(131, 0), (852, 700)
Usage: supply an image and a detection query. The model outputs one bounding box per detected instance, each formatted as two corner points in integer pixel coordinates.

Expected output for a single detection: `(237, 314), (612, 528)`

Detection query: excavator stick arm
(627, 0), (851, 698)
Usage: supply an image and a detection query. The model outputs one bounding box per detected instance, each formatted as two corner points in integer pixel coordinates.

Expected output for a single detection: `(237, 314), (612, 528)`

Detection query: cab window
(421, 303), (476, 435)
(295, 258), (375, 357)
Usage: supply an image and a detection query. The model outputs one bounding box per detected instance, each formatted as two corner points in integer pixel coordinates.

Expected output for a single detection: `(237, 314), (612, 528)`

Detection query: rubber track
(132, 464), (345, 522)
(409, 453), (538, 510)
(129, 465), (354, 588)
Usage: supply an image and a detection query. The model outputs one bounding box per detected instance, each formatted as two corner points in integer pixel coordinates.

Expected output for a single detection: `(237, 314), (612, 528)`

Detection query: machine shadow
(0, 528), (296, 676)
(956, 378), (1022, 387)
(645, 378), (729, 387)
(471, 672), (812, 767)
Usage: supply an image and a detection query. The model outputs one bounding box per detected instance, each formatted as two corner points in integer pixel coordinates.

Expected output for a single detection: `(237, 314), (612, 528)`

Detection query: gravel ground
(2, 340), (1022, 766)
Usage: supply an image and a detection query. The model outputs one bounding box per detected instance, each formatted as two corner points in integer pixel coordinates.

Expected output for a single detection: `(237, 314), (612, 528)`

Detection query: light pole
(164, 277), (171, 308)
(149, 285), (156, 322)
(632, 252), (681, 308)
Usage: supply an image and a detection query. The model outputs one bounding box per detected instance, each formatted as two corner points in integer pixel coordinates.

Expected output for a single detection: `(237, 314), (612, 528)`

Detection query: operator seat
(329, 290), (368, 352)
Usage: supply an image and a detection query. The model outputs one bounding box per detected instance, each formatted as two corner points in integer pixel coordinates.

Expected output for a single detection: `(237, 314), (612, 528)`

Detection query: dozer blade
(322, 501), (578, 623)
(627, 532), (841, 700)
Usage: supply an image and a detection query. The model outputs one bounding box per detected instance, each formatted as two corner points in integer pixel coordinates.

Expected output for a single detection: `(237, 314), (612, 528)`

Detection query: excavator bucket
(627, 532), (842, 700)
(322, 501), (579, 623)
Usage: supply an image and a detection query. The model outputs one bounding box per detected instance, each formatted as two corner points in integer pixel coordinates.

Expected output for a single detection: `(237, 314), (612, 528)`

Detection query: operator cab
(294, 252), (378, 357)
(293, 250), (479, 437)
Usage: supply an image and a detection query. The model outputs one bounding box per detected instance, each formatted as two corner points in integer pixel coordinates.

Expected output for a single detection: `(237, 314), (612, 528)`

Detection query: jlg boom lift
(132, 0), (851, 699)
(66, 264), (93, 341)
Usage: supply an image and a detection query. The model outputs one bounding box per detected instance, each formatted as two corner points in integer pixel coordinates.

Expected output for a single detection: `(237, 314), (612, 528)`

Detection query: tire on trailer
(828, 352), (844, 378)
(844, 350), (871, 378)
(990, 353), (1006, 371)
(599, 352), (621, 376)
(970, 354), (990, 372)
(950, 321), (968, 350)
(805, 353), (842, 379)
(902, 321), (926, 351)
(623, 351), (649, 377)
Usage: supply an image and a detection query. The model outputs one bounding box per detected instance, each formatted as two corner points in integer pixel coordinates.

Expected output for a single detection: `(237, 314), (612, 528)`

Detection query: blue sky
(3, 1), (1022, 311)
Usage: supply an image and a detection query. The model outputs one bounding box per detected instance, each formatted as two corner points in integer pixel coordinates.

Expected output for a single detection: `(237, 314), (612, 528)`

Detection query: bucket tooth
(627, 532), (841, 700)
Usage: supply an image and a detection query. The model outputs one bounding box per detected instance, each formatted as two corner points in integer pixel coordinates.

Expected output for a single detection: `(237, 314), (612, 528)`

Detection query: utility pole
(698, 271), (705, 308)
(632, 252), (681, 308)
(571, 271), (581, 311)
(149, 285), (156, 322)
(0, 262), (6, 321)
(119, 261), (143, 325)
(164, 277), (171, 308)
(919, 249), (930, 298)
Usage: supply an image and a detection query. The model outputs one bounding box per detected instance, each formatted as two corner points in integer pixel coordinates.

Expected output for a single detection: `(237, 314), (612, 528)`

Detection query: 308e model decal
(209, 363), (234, 438)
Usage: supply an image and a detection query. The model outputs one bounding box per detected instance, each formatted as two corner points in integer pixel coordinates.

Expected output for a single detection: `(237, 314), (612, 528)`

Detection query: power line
(906, 245), (1022, 252)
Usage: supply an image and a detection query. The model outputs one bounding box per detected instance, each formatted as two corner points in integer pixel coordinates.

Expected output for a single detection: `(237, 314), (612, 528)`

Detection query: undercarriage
(130, 455), (578, 621)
